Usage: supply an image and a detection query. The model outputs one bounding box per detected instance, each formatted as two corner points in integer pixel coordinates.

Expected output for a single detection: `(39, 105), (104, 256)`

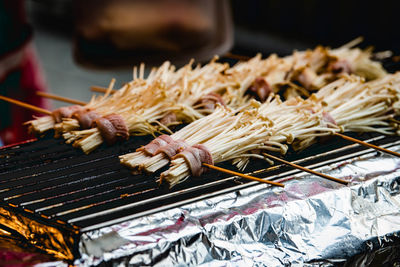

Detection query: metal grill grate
(1, 131), (400, 259)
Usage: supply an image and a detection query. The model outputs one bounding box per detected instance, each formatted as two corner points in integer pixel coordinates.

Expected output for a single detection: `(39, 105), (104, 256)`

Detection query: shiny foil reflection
(79, 146), (400, 266)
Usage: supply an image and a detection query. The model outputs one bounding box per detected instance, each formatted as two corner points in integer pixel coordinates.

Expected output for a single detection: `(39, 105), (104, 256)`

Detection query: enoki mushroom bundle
(137, 73), (400, 187)
(25, 40), (387, 155)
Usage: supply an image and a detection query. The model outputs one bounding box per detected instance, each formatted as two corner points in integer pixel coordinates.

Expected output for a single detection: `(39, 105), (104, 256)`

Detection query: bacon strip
(328, 59), (352, 74)
(156, 139), (188, 159)
(195, 92), (226, 111)
(247, 77), (272, 102)
(322, 111), (337, 127)
(95, 114), (129, 145)
(137, 134), (173, 155)
(104, 114), (129, 141)
(96, 117), (117, 145)
(173, 144), (213, 176)
(72, 110), (101, 129)
(52, 105), (83, 123)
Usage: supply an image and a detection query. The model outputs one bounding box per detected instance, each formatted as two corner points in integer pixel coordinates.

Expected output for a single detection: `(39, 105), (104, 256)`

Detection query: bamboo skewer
(334, 132), (400, 158)
(90, 86), (116, 94)
(37, 93), (88, 106)
(263, 153), (349, 185)
(36, 91), (86, 106)
(223, 52), (252, 61)
(0, 95), (52, 115)
(202, 163), (284, 187)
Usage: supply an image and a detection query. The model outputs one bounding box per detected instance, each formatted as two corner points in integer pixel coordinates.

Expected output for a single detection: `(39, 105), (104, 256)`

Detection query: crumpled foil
(77, 145), (400, 266)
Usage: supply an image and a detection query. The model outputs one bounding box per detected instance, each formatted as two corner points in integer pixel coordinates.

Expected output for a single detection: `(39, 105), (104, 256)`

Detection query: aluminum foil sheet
(77, 145), (400, 266)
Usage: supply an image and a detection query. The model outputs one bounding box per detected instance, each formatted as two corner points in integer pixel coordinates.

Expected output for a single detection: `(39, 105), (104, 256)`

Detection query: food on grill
(94, 114), (129, 145)
(246, 77), (272, 102)
(51, 105), (84, 123)
(122, 73), (396, 176)
(175, 144), (213, 177)
(157, 139), (189, 159)
(63, 59), (231, 153)
(25, 40), (386, 156)
(137, 134), (174, 155)
(120, 106), (239, 172)
(130, 73), (400, 187)
(72, 109), (101, 129)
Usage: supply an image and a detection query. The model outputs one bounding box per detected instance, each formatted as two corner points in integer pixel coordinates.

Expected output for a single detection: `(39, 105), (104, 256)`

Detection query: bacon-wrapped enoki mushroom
(26, 105), (85, 134)
(159, 73), (400, 187)
(57, 63), (166, 135)
(120, 104), (258, 172)
(26, 62), (176, 135)
(26, 77), (127, 136)
(26, 39), (387, 155)
(291, 73), (400, 149)
(63, 58), (235, 153)
(235, 74), (400, 168)
(249, 39), (387, 101)
(159, 107), (328, 187)
(148, 95), (333, 187)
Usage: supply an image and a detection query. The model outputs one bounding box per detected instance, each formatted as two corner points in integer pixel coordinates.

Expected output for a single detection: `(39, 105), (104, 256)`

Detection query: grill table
(1, 131), (400, 265)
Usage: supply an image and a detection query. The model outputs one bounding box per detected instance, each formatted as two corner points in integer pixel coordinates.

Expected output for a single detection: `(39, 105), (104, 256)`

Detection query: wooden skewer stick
(223, 52), (252, 61)
(263, 153), (349, 185)
(36, 91), (86, 106)
(202, 163), (284, 187)
(90, 85), (116, 94)
(334, 132), (400, 158)
(0, 95), (52, 115)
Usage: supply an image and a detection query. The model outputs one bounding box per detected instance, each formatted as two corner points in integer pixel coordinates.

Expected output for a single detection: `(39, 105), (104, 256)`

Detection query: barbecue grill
(1, 57), (400, 265)
(1, 129), (400, 264)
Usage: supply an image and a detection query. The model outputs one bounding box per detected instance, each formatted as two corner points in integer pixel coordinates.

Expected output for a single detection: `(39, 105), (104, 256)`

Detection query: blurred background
(24, 0), (400, 101)
(0, 0), (399, 145)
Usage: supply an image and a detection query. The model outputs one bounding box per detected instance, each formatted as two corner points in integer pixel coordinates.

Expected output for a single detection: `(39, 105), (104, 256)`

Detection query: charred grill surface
(0, 131), (398, 234)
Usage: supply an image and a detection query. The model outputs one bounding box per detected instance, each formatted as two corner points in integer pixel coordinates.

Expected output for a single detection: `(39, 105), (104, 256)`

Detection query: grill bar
(69, 137), (400, 229)
(1, 131), (396, 232)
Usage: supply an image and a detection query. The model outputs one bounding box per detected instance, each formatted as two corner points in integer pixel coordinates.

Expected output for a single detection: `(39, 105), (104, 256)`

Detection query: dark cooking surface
(0, 131), (396, 233)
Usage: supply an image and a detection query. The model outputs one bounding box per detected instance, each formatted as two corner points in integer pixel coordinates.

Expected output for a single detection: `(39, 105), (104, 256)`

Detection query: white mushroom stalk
(160, 73), (400, 187)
